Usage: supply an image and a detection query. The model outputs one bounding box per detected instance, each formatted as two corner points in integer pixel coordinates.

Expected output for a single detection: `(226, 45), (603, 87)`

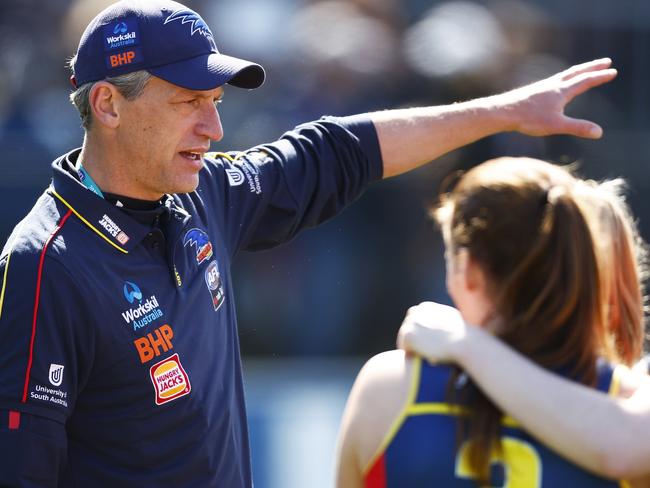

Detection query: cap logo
(103, 17), (140, 51)
(113, 22), (128, 35)
(164, 9), (213, 38)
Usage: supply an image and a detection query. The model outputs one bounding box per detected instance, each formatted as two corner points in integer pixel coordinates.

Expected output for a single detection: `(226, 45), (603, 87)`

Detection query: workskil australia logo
(164, 9), (213, 38)
(122, 281), (164, 331)
(183, 228), (213, 265)
(104, 18), (140, 50)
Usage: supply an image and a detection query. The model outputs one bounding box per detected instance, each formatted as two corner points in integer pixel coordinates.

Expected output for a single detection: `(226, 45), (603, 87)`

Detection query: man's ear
(89, 81), (121, 129)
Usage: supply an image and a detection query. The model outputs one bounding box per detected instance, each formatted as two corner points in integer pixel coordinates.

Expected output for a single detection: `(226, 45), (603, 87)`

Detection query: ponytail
(437, 158), (605, 484)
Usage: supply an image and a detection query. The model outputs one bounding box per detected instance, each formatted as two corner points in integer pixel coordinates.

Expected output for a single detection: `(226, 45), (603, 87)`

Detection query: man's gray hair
(68, 56), (152, 130)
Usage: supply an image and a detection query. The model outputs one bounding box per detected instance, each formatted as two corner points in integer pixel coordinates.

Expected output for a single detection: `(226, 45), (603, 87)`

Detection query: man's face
(114, 76), (224, 199)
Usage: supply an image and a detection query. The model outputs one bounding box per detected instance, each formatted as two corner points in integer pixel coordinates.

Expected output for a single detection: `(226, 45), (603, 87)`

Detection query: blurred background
(1, 0), (648, 486)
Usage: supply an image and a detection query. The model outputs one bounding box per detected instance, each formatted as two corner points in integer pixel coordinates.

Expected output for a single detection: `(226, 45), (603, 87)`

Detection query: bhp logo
(110, 51), (136, 67)
(134, 324), (174, 363)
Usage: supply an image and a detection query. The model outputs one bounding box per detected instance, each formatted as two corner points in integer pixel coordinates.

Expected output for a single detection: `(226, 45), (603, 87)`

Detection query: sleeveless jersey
(365, 358), (628, 488)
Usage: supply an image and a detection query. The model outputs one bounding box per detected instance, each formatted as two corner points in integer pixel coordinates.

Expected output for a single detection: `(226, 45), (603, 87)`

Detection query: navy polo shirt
(0, 116), (382, 486)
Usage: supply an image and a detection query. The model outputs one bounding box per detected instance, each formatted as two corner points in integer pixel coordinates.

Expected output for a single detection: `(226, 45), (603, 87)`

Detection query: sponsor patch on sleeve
(149, 353), (191, 405)
(225, 167), (245, 186)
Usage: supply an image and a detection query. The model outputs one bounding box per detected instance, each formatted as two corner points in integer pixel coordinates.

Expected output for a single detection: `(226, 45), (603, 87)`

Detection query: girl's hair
(434, 157), (646, 483)
(576, 179), (647, 365)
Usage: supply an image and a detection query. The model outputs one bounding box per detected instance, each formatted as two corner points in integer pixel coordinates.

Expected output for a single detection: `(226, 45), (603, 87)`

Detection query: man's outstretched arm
(372, 58), (616, 178)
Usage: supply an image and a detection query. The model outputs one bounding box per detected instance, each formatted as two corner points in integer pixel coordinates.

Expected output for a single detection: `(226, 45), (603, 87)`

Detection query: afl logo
(204, 261), (225, 312)
(49, 364), (64, 387)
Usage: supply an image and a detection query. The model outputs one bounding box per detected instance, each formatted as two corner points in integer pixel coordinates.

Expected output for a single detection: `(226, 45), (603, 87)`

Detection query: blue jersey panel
(382, 360), (620, 487)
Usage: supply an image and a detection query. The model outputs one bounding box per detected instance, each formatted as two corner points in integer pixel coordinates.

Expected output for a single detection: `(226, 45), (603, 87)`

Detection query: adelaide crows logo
(164, 9), (213, 38)
(183, 228), (214, 265)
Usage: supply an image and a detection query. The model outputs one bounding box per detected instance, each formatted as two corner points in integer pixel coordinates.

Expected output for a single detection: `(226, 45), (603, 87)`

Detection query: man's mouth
(180, 151), (203, 161)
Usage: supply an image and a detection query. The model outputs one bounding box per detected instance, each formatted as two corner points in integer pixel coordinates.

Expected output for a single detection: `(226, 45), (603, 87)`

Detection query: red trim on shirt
(365, 453), (387, 488)
(21, 210), (73, 403)
(8, 410), (20, 430)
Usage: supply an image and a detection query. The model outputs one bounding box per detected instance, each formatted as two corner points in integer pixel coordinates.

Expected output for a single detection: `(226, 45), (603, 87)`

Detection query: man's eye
(214, 98), (223, 106)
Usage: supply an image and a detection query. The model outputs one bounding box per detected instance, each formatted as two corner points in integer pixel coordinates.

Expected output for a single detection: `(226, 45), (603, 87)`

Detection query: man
(0, 0), (615, 486)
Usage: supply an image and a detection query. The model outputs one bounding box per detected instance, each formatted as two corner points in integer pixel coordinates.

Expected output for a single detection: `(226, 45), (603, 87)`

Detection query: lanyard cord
(76, 163), (104, 199)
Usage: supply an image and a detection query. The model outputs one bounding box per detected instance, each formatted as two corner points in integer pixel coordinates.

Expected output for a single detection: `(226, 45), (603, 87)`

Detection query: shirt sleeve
(0, 409), (67, 487)
(201, 114), (383, 255)
(0, 250), (95, 424)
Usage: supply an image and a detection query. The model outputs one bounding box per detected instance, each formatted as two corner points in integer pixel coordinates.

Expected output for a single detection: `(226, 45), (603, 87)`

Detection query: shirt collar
(49, 148), (188, 253)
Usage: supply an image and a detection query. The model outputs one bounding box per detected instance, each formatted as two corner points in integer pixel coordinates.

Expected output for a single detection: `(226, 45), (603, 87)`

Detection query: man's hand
(396, 302), (472, 362)
(499, 57), (617, 139)
(374, 57), (617, 178)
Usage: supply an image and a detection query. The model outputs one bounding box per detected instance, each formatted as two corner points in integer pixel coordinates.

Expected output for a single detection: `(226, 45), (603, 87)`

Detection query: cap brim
(149, 52), (265, 90)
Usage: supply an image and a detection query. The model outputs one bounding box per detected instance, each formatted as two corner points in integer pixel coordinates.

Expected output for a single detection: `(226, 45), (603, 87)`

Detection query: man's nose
(197, 102), (223, 142)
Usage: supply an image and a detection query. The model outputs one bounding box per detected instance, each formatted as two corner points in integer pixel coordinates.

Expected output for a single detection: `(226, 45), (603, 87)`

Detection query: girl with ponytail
(336, 157), (646, 487)
(395, 174), (649, 483)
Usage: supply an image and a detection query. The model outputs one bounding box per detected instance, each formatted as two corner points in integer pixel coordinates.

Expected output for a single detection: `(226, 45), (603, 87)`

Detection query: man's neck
(77, 135), (164, 201)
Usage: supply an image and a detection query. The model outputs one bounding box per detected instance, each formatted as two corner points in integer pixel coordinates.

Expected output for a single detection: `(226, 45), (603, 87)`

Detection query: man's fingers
(560, 58), (612, 81)
(559, 116), (603, 139)
(563, 69), (617, 101)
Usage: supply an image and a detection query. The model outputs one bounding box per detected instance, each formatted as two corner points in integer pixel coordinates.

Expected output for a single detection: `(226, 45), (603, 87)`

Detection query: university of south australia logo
(225, 167), (244, 186)
(48, 364), (64, 387)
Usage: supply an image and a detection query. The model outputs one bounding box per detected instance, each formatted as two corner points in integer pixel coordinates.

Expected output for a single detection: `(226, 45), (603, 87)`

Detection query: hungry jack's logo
(183, 228), (214, 265)
(149, 353), (191, 405)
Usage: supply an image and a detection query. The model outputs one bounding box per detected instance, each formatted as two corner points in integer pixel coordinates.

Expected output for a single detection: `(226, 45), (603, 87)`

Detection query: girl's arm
(335, 350), (413, 487)
(397, 302), (650, 479)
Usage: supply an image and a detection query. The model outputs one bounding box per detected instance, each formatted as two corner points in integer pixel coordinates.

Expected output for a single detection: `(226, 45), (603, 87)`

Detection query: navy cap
(71, 0), (265, 90)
